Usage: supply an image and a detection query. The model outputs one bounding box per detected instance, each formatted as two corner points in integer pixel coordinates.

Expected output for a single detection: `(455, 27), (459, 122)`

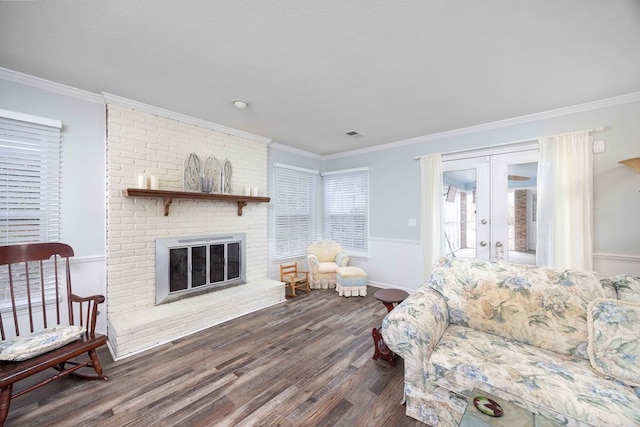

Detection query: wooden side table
(372, 288), (409, 366)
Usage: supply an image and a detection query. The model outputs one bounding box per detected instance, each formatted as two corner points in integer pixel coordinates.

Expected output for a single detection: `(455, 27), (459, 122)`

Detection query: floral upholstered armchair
(306, 240), (349, 289)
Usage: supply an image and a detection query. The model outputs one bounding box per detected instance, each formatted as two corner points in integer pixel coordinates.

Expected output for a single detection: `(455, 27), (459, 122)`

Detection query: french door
(442, 148), (538, 263)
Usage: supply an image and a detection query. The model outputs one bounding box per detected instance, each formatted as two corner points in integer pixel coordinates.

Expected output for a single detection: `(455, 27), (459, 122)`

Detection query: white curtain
(420, 154), (444, 282)
(536, 131), (593, 270)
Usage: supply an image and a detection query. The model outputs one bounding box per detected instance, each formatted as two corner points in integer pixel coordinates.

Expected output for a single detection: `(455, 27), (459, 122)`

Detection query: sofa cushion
(428, 257), (616, 359)
(428, 325), (640, 426)
(0, 325), (85, 362)
(611, 275), (640, 303)
(587, 298), (640, 387)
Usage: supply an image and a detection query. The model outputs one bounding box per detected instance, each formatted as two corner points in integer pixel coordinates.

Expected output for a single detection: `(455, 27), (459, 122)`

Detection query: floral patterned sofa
(382, 257), (640, 426)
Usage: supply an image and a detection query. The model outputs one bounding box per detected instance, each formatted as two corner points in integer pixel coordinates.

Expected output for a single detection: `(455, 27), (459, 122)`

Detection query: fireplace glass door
(157, 233), (246, 305)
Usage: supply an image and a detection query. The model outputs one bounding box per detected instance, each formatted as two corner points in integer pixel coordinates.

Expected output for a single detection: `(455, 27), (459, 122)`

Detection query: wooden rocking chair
(0, 243), (108, 426)
(280, 262), (310, 297)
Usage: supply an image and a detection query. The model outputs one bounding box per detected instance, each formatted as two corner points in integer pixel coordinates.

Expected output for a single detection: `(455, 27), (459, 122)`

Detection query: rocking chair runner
(0, 243), (108, 426)
(280, 262), (310, 297)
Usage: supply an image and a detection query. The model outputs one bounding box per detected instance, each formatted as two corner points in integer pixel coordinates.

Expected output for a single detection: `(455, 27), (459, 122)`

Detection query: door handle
(480, 241), (487, 247)
(495, 241), (504, 260)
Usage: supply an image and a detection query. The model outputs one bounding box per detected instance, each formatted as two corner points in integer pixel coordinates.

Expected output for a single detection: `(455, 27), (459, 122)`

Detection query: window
(273, 164), (318, 259)
(0, 110), (62, 245)
(0, 110), (62, 306)
(323, 168), (369, 256)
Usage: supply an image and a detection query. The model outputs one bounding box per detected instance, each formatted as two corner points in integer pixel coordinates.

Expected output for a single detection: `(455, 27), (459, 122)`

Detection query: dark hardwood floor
(6, 286), (425, 426)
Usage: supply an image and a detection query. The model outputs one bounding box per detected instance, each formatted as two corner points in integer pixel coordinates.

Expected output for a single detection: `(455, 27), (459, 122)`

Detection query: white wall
(0, 74), (108, 332)
(0, 75), (106, 256)
(270, 95), (640, 290)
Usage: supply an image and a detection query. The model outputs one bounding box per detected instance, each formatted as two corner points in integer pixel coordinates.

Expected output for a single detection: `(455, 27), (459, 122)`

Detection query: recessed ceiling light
(232, 99), (250, 109)
(345, 131), (362, 137)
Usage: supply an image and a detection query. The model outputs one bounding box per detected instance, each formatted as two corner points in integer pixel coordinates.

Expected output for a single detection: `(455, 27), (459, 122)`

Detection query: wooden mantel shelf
(124, 188), (270, 216)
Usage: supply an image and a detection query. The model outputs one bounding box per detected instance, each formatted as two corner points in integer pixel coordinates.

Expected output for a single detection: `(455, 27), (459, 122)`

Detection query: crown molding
(269, 142), (323, 160)
(0, 67), (104, 104)
(102, 92), (272, 145)
(324, 91), (640, 160)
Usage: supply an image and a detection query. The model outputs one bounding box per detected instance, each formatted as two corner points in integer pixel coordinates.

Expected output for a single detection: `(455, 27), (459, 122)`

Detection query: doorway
(442, 148), (538, 264)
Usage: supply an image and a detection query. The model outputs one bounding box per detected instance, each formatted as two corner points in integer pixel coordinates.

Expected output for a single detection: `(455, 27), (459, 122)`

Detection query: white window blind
(273, 164), (318, 259)
(323, 168), (369, 256)
(0, 113), (62, 245)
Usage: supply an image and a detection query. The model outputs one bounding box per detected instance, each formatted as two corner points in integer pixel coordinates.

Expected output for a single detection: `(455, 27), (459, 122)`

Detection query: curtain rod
(413, 126), (605, 160)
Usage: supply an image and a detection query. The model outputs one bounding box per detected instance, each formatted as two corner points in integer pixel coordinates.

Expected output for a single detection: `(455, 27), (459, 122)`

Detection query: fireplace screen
(156, 234), (246, 304)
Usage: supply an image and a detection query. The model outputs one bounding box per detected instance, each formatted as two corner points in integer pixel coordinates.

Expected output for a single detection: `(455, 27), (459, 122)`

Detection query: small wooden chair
(280, 262), (310, 297)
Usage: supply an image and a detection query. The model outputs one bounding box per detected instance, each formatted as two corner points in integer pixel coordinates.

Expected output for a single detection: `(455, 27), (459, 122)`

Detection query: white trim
(269, 142), (323, 160)
(69, 254), (105, 265)
(321, 167), (369, 176)
(593, 253), (640, 262)
(367, 280), (416, 294)
(325, 91), (640, 160)
(442, 141), (540, 161)
(273, 163), (319, 175)
(0, 67), (104, 105)
(102, 92), (272, 145)
(0, 108), (61, 129)
(369, 236), (421, 246)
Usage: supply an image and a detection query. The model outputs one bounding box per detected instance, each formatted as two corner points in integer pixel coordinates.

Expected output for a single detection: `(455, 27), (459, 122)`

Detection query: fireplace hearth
(155, 234), (246, 304)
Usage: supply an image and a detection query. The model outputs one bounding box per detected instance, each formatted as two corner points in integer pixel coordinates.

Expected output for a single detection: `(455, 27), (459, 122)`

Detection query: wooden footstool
(335, 266), (368, 297)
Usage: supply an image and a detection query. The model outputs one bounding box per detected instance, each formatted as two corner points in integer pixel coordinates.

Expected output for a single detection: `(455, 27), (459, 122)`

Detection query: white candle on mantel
(137, 174), (147, 189)
(150, 176), (159, 190)
(251, 187), (259, 197)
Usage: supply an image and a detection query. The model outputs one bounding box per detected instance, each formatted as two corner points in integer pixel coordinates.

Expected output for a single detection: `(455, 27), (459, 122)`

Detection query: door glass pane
(227, 242), (240, 279)
(169, 248), (188, 292)
(191, 245), (207, 287)
(209, 244), (225, 283)
(443, 169), (477, 259)
(506, 162), (537, 265)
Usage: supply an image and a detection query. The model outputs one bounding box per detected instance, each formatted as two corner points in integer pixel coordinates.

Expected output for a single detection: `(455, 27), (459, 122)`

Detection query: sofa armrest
(381, 286), (449, 372)
(307, 254), (320, 275)
(335, 252), (349, 267)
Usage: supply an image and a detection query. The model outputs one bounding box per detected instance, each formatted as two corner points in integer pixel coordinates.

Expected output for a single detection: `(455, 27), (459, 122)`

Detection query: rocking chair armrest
(70, 293), (105, 335)
(71, 293), (106, 304)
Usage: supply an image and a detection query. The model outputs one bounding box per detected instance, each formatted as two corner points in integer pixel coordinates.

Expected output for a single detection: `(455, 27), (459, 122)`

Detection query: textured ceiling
(1, 1), (640, 155)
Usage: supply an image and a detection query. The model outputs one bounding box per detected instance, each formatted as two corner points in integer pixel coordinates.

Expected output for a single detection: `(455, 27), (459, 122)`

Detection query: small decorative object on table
(183, 152), (201, 191)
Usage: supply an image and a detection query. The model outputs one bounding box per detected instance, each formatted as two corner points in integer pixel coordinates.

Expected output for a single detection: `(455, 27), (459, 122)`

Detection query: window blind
(323, 168), (369, 256)
(0, 115), (62, 245)
(273, 164), (318, 259)
(0, 112), (62, 306)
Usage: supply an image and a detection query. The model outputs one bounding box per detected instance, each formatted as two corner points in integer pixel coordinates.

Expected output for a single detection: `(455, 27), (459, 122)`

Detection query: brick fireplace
(105, 101), (284, 359)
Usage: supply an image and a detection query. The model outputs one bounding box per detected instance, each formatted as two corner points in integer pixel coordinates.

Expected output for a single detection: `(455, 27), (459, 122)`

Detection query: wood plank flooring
(6, 286), (425, 426)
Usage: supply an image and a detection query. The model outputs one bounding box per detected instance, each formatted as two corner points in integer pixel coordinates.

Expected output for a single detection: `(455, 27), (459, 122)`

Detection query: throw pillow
(587, 298), (640, 387)
(611, 275), (640, 303)
(0, 325), (85, 362)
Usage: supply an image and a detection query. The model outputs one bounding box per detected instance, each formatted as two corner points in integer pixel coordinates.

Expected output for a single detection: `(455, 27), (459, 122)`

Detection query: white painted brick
(106, 102), (273, 359)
